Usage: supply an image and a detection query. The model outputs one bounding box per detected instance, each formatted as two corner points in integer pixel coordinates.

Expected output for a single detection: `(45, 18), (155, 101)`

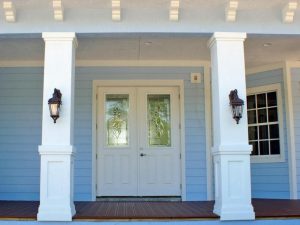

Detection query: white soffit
(282, 0), (298, 23)
(3, 1), (16, 22)
(0, 35), (300, 69)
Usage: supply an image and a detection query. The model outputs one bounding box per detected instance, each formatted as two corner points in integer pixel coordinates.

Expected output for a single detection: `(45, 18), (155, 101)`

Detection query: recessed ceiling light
(263, 43), (272, 47)
(144, 41), (153, 46)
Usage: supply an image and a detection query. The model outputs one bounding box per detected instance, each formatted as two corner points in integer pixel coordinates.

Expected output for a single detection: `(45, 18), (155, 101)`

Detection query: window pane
(259, 125), (269, 139)
(258, 109), (267, 123)
(106, 94), (129, 146)
(267, 92), (277, 107)
(257, 93), (266, 108)
(148, 95), (171, 147)
(268, 107), (278, 122)
(247, 95), (256, 109)
(270, 124), (279, 139)
(247, 110), (257, 124)
(248, 126), (258, 140)
(259, 141), (269, 155)
(270, 140), (280, 155)
(250, 141), (258, 155)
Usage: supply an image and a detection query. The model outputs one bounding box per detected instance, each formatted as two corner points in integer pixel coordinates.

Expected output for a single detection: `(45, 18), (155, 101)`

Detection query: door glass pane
(106, 94), (129, 147)
(148, 94), (171, 147)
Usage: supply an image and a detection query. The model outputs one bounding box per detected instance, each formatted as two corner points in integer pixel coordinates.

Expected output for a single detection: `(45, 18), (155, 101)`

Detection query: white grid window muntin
(247, 83), (285, 163)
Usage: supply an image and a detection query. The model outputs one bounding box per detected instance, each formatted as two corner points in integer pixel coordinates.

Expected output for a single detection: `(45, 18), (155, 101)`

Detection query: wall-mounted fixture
(48, 88), (62, 123)
(229, 89), (244, 124)
(190, 72), (201, 83)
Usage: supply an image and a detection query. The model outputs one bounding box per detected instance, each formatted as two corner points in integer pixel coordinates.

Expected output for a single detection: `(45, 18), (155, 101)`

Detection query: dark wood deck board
(1, 199), (300, 220)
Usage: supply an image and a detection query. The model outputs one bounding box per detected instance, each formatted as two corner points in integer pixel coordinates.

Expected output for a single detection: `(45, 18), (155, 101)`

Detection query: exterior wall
(74, 67), (207, 201)
(290, 67), (300, 198)
(0, 66), (207, 201)
(0, 67), (43, 200)
(246, 69), (290, 199)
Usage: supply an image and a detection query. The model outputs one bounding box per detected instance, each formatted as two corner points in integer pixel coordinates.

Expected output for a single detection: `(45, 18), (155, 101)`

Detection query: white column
(38, 32), (77, 221)
(208, 32), (255, 221)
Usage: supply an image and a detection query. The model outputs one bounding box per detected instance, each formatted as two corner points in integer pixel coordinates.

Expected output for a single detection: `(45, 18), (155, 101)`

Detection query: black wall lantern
(229, 89), (244, 124)
(48, 88), (62, 123)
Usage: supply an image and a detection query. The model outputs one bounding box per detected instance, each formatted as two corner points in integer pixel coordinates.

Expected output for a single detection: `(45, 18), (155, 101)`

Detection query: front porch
(1, 199), (300, 221)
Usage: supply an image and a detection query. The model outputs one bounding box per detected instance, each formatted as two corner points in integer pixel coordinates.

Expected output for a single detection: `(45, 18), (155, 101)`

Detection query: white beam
(170, 0), (179, 21)
(53, 0), (64, 21)
(112, 0), (121, 21)
(3, 1), (16, 22)
(226, 0), (239, 22)
(282, 1), (298, 23)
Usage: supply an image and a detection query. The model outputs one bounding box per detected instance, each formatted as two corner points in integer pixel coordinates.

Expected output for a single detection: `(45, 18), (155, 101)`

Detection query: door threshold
(96, 196), (181, 202)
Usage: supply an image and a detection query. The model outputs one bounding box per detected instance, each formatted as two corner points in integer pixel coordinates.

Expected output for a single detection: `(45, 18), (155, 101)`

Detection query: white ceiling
(0, 35), (299, 68)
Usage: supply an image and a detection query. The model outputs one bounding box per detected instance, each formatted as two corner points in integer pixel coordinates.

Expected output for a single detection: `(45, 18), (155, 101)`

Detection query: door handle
(140, 153), (147, 157)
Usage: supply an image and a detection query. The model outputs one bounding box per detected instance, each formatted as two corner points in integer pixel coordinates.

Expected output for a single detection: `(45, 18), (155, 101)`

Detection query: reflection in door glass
(106, 94), (129, 147)
(148, 95), (171, 147)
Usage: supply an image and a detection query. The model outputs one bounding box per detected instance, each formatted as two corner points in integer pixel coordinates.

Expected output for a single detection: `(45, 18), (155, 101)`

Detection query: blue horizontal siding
(246, 69), (290, 199)
(75, 66), (206, 201)
(290, 68), (300, 198)
(0, 68), (43, 201)
(0, 66), (207, 202)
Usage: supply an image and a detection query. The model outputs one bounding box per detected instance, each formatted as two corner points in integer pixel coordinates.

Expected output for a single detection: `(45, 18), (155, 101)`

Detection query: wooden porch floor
(1, 199), (300, 220)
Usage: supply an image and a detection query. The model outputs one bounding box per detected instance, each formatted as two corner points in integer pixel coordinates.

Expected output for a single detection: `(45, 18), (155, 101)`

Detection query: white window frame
(247, 83), (285, 163)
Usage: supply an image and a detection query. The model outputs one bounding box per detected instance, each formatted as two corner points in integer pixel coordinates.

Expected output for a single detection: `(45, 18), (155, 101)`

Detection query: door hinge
(178, 94), (180, 99)
(96, 94), (98, 100)
(96, 124), (98, 130)
(180, 184), (182, 190)
(180, 153), (181, 159)
(179, 124), (181, 129)
(96, 153), (98, 159)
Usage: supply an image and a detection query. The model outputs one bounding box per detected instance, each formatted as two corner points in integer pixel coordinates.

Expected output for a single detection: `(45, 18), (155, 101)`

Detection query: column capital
(42, 32), (78, 48)
(207, 32), (247, 49)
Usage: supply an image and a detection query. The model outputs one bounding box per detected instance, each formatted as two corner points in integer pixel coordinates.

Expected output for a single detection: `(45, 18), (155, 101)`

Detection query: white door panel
(138, 87), (181, 196)
(97, 87), (138, 196)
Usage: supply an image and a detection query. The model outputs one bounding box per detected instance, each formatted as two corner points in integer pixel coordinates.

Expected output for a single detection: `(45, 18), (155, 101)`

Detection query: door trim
(92, 80), (186, 201)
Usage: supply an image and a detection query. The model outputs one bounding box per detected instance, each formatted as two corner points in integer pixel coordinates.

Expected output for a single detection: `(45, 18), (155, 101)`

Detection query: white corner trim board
(283, 61), (298, 199)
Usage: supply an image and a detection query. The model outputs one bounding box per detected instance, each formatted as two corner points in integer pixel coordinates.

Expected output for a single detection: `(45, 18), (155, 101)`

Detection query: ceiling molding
(282, 0), (298, 23)
(3, 1), (16, 22)
(112, 0), (121, 21)
(225, 0), (238, 22)
(53, 0), (64, 21)
(169, 0), (179, 22)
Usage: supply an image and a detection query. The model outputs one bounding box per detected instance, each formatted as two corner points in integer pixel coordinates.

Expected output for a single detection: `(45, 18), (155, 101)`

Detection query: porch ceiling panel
(0, 0), (299, 34)
(0, 35), (299, 68)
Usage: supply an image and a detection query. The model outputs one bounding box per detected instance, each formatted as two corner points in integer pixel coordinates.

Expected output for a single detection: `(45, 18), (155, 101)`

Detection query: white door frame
(92, 80), (186, 201)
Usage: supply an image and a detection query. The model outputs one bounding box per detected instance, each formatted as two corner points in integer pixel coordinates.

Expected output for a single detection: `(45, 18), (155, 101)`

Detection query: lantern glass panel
(49, 103), (59, 116)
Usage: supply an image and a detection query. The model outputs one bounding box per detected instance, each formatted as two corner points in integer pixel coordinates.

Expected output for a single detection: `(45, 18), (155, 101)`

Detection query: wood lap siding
(74, 67), (207, 201)
(0, 68), (43, 200)
(246, 69), (290, 199)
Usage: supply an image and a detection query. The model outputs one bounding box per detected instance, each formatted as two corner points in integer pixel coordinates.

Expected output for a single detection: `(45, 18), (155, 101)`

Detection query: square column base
(38, 145), (76, 221)
(213, 145), (255, 221)
(38, 203), (76, 221)
(214, 204), (255, 221)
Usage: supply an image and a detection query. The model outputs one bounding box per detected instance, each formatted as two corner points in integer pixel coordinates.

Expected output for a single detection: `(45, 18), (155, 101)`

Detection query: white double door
(96, 86), (181, 196)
